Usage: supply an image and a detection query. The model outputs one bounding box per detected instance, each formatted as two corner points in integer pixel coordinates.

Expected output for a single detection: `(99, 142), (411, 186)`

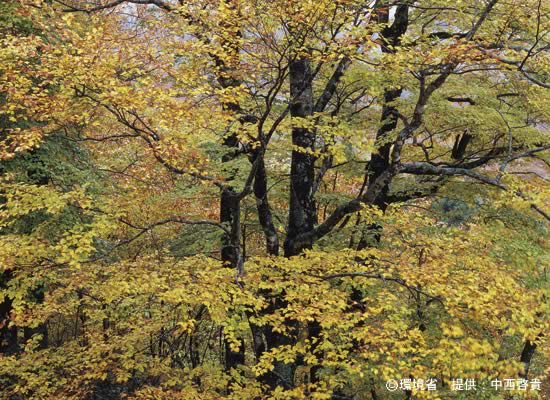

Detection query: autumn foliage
(0, 0), (549, 399)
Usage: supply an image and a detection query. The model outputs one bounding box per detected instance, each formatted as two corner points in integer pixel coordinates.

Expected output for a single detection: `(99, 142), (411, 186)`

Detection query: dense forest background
(0, 0), (549, 399)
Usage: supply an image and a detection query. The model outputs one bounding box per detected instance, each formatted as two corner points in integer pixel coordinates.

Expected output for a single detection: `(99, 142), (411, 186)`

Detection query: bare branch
(57, 0), (174, 13)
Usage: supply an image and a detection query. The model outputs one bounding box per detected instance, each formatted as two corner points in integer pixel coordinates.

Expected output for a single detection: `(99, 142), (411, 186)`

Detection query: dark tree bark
(215, 0), (247, 373)
(519, 332), (543, 378)
(366, 4), (409, 210)
(261, 56), (318, 390)
(0, 271), (19, 354)
(220, 185), (242, 269)
(284, 57), (316, 257)
(356, 4), (409, 249)
(451, 130), (473, 160)
(519, 340), (537, 378)
(253, 153), (279, 256)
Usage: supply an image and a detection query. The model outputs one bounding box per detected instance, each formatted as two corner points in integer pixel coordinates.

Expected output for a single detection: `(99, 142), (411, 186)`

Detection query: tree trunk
(356, 4), (409, 249)
(253, 152), (279, 256)
(284, 57), (316, 257)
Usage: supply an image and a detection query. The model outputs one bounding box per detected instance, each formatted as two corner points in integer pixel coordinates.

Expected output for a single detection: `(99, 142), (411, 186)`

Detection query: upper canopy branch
(401, 161), (550, 221)
(74, 86), (227, 189)
(57, 0), (174, 13)
(320, 271), (444, 304)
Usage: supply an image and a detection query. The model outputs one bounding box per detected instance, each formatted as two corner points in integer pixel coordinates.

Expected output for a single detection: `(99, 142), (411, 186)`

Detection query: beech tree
(0, 0), (549, 399)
